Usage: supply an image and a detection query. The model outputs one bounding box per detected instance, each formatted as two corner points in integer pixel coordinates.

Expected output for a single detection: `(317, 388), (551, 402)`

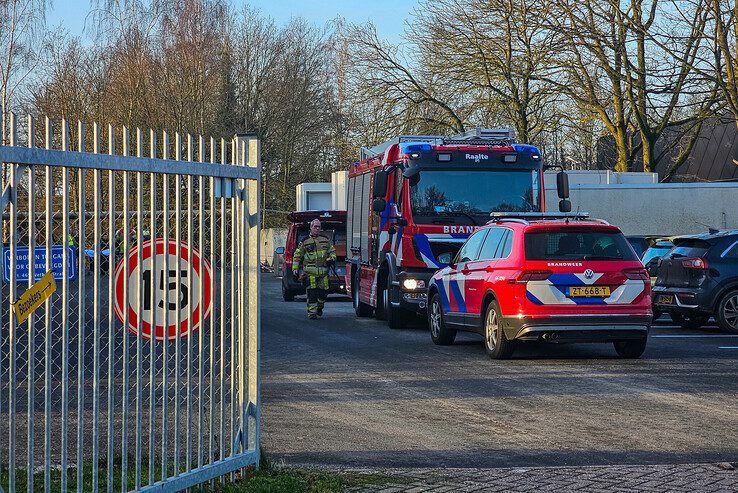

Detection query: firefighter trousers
(305, 273), (329, 316)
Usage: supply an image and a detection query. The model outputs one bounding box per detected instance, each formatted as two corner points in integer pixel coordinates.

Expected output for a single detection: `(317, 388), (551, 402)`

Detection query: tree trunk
(1, 84), (6, 146)
(641, 130), (655, 173)
(613, 126), (629, 172)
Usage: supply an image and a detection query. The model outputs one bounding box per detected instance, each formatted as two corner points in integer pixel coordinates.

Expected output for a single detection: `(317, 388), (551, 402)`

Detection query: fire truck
(345, 128), (570, 328)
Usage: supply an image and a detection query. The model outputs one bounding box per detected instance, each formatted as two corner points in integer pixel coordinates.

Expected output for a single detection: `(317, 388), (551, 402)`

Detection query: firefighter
(292, 219), (336, 319)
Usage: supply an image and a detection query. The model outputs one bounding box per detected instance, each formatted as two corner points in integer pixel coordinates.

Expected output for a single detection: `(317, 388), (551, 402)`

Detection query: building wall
(545, 182), (738, 236)
(295, 183), (332, 212)
(331, 171), (348, 210)
(262, 227), (288, 272)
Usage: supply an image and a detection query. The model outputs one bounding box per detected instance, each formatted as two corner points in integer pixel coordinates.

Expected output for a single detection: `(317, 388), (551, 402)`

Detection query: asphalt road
(260, 274), (738, 469)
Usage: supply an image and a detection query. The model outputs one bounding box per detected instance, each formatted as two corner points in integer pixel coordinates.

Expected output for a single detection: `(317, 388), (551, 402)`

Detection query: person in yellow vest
(292, 219), (336, 319)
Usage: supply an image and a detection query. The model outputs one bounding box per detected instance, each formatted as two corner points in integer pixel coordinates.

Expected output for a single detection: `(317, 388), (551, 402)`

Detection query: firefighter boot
(307, 286), (319, 319)
(316, 274), (328, 317)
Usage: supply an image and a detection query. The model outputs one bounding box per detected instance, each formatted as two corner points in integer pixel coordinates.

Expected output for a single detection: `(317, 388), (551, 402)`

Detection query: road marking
(652, 335), (738, 338)
(718, 346), (738, 349)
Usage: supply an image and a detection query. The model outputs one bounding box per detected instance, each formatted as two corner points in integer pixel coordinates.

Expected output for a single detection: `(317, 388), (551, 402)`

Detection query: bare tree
(410, 0), (566, 143)
(0, 0), (47, 144)
(619, 0), (718, 174)
(346, 23), (466, 134)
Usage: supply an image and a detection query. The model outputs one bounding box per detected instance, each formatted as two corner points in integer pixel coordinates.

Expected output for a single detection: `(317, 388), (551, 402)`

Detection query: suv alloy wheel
(429, 293), (456, 345)
(483, 299), (514, 359)
(717, 290), (738, 334)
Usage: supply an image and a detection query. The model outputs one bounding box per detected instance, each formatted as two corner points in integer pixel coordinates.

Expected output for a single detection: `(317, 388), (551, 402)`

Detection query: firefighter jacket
(292, 234), (336, 276)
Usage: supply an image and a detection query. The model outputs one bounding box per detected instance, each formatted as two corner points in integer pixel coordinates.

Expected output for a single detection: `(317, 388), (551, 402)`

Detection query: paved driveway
(261, 275), (738, 469)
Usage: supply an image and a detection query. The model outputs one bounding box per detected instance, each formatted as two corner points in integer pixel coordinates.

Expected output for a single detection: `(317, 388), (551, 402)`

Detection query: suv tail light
(682, 258), (709, 269)
(513, 270), (552, 283)
(622, 268), (649, 280)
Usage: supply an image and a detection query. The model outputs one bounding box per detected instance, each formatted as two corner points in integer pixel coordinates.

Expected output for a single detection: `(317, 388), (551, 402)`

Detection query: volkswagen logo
(583, 269), (594, 279)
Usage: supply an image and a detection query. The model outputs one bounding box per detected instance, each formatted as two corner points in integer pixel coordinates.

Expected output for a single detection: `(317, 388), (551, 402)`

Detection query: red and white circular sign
(114, 238), (213, 340)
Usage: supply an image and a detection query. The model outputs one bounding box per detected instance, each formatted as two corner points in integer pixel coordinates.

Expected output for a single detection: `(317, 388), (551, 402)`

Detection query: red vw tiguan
(427, 214), (652, 359)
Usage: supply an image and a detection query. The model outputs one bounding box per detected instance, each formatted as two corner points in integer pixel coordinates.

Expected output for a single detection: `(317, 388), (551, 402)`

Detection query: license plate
(657, 294), (674, 304)
(569, 286), (611, 297)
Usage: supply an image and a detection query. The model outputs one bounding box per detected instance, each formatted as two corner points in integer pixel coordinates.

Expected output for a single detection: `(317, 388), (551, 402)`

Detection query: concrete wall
(545, 183), (738, 236)
(331, 171), (348, 210)
(262, 227), (288, 273)
(295, 183), (332, 211)
(543, 170), (658, 187)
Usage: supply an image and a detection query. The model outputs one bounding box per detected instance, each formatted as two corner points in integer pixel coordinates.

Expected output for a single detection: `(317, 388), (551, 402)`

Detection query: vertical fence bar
(185, 134), (194, 473)
(7, 113), (17, 493)
(121, 126), (130, 493)
(229, 143), (237, 464)
(197, 136), (205, 471)
(43, 117), (53, 493)
(161, 131), (170, 482)
(106, 125), (116, 493)
(91, 122), (102, 493)
(76, 120), (87, 493)
(26, 115), (36, 493)
(135, 129), (144, 490)
(174, 133), (182, 476)
(247, 136), (261, 457)
(208, 138), (216, 468)
(237, 140), (247, 454)
(148, 129), (157, 487)
(219, 139), (226, 465)
(60, 117), (71, 493)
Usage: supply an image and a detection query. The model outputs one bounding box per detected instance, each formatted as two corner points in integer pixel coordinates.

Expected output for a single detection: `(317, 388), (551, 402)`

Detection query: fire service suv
(278, 210), (348, 301)
(427, 213), (652, 359)
(345, 128), (572, 328)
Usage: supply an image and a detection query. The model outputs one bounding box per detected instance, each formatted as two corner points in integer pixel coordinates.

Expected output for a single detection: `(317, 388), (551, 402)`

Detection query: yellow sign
(13, 271), (56, 324)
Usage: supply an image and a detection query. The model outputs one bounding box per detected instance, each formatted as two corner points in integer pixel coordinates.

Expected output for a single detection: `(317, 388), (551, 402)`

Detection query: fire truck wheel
(429, 293), (456, 345)
(483, 299), (514, 359)
(353, 273), (374, 317)
(375, 284), (388, 321)
(282, 281), (295, 302)
(387, 293), (410, 330)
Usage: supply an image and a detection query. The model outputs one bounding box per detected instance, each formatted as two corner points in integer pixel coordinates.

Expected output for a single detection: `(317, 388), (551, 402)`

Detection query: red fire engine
(345, 128), (569, 328)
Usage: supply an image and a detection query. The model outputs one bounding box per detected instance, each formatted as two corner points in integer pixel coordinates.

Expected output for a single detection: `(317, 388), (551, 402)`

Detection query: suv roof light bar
(489, 212), (591, 221)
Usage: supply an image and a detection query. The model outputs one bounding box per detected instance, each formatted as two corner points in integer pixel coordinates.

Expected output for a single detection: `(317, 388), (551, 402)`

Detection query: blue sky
(47, 0), (419, 43)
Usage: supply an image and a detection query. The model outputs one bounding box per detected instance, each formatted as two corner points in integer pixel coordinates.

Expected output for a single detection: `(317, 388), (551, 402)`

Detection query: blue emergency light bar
(513, 144), (541, 160)
(399, 142), (433, 154)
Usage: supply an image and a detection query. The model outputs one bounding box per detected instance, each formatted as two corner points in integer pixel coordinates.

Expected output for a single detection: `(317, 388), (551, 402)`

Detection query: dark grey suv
(652, 230), (738, 332)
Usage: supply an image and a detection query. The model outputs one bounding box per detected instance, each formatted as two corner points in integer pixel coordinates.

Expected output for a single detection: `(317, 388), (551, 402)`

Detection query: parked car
(643, 239), (676, 273)
(652, 230), (738, 332)
(427, 214), (652, 359)
(642, 238), (676, 320)
(626, 235), (650, 259)
(278, 210), (348, 301)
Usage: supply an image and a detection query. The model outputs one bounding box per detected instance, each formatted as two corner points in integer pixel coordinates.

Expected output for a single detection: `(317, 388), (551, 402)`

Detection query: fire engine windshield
(409, 169), (540, 222)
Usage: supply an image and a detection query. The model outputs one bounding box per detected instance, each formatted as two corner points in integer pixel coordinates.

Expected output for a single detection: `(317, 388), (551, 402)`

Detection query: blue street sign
(2, 245), (78, 282)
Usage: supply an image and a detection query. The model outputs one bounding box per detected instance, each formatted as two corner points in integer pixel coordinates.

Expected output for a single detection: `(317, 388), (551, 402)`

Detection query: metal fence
(0, 114), (261, 492)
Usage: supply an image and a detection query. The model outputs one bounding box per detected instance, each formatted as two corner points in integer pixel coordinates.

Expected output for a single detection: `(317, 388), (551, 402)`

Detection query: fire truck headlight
(402, 279), (425, 290)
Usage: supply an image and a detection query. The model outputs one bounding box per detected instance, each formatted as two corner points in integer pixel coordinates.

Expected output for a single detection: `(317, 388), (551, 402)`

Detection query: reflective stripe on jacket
(292, 234), (336, 276)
